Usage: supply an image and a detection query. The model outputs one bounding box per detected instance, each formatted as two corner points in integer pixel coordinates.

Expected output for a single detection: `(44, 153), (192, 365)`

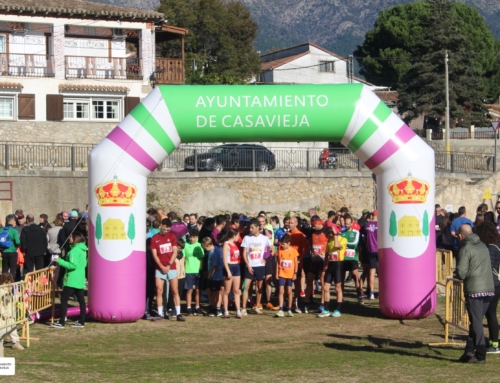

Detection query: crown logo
(94, 175), (137, 207)
(387, 172), (430, 204)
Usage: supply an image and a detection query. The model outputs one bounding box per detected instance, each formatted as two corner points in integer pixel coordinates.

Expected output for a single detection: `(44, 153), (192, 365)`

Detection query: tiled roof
(261, 52), (309, 71)
(0, 82), (23, 89)
(0, 0), (164, 21)
(59, 84), (129, 92)
(261, 42), (346, 61)
(486, 104), (500, 115)
(374, 90), (398, 104)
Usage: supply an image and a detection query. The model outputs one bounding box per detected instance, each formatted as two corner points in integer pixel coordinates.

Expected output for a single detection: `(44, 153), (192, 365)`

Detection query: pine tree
(422, 211), (429, 241)
(398, 0), (489, 127)
(389, 211), (397, 241)
(128, 214), (135, 244)
(95, 213), (102, 244)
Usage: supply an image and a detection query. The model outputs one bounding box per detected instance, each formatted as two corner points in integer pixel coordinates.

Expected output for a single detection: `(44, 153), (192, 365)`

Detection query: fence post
(5, 143), (9, 170)
(306, 148), (310, 171)
(71, 146), (76, 171)
(357, 158), (361, 172)
(252, 149), (256, 171)
(194, 149), (198, 172)
(450, 153), (454, 173)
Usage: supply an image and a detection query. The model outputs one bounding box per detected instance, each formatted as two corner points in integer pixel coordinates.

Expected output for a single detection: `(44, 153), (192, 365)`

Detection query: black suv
(184, 144), (276, 172)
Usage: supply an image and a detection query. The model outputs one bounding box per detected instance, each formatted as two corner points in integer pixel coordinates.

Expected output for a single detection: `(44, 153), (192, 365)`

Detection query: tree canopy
(157, 0), (261, 84)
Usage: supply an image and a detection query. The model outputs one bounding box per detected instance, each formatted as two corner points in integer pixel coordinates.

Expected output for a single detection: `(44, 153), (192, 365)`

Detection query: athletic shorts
(308, 261), (324, 278)
(343, 260), (359, 272)
(223, 263), (241, 277)
(279, 277), (293, 287)
(367, 252), (378, 269)
(184, 273), (200, 290)
(244, 266), (266, 281)
(155, 269), (178, 281)
(208, 279), (222, 291)
(302, 256), (311, 274)
(265, 256), (277, 276)
(323, 261), (343, 285)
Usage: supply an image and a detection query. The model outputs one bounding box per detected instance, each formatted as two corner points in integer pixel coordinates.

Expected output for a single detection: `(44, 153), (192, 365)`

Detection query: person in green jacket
(1, 215), (21, 281)
(50, 231), (87, 329)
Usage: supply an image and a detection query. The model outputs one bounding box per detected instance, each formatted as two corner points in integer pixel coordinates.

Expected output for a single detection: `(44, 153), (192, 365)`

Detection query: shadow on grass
(324, 334), (453, 362)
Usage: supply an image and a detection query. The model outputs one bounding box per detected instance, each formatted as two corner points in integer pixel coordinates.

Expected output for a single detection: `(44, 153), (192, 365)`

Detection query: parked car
(184, 144), (276, 172)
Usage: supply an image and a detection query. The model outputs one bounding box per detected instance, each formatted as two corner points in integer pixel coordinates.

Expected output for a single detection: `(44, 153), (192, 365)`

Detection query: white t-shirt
(241, 234), (271, 268)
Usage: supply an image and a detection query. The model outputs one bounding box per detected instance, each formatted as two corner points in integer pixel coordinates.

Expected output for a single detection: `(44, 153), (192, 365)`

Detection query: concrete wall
(0, 169), (377, 222)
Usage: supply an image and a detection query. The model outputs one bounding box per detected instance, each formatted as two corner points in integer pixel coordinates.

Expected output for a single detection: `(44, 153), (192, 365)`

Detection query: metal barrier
(20, 268), (56, 347)
(0, 281), (29, 346)
(429, 278), (470, 347)
(436, 249), (454, 293)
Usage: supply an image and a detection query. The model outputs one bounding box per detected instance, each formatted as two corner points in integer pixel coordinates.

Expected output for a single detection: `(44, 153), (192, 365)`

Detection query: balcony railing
(0, 53), (54, 77)
(65, 56), (142, 80)
(155, 58), (185, 84)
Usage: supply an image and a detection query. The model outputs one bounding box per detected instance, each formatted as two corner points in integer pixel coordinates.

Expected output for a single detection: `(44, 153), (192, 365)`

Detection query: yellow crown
(387, 172), (430, 204)
(94, 175), (137, 207)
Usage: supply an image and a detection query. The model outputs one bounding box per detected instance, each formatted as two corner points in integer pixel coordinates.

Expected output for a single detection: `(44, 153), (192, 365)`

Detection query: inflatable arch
(88, 84), (435, 322)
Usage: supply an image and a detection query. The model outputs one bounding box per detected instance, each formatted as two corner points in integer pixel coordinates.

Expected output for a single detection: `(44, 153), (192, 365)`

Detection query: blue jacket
(208, 245), (223, 281)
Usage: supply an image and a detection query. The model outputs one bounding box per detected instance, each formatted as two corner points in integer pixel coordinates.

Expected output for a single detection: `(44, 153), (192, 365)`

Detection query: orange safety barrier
(20, 267), (56, 347)
(429, 278), (470, 347)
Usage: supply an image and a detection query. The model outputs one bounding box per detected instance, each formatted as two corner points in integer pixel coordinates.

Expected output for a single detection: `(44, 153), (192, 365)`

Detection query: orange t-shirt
(277, 247), (299, 279)
(311, 231), (328, 258)
(289, 228), (310, 268)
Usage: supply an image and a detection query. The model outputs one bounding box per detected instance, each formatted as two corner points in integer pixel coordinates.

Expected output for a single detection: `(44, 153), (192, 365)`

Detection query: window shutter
(124, 97), (140, 116)
(46, 94), (63, 121)
(18, 94), (35, 120)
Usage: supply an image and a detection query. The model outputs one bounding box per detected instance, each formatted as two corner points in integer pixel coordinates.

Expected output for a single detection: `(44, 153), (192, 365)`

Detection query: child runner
(275, 235), (298, 317)
(183, 228), (205, 316)
(288, 217), (310, 313)
(321, 226), (347, 317)
(0, 273), (24, 352)
(150, 218), (185, 321)
(50, 231), (87, 328)
(202, 237), (224, 317)
(241, 218), (275, 315)
(221, 229), (242, 318)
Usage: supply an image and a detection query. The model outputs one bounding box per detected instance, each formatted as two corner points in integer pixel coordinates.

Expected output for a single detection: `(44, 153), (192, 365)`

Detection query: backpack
(0, 228), (12, 249)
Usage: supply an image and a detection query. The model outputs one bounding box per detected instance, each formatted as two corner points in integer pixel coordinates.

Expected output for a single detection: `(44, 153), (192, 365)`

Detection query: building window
(319, 61), (335, 73)
(0, 97), (14, 118)
(63, 98), (121, 121)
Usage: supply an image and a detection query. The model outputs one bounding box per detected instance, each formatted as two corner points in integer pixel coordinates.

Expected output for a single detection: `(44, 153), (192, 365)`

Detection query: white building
(0, 0), (187, 135)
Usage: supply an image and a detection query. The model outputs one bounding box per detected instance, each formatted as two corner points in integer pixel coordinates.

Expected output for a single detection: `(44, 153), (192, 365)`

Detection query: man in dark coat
(21, 214), (48, 273)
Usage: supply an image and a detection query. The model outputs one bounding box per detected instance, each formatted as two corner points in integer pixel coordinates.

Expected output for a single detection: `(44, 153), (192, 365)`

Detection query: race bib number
(249, 252), (262, 260)
(159, 243), (172, 254)
(329, 252), (339, 262)
(281, 260), (292, 269)
(345, 249), (355, 259)
(231, 250), (240, 262)
(312, 245), (323, 255)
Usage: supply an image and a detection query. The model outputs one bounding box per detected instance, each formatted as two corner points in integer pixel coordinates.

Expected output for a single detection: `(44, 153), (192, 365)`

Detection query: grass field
(5, 284), (500, 383)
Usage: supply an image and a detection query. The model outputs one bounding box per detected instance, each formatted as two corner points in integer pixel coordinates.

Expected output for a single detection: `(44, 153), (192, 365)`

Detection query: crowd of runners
(145, 207), (379, 321)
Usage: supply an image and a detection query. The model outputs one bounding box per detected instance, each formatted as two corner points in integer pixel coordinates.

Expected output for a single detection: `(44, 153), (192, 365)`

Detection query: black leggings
(60, 286), (86, 325)
(1, 251), (18, 281)
(486, 286), (500, 343)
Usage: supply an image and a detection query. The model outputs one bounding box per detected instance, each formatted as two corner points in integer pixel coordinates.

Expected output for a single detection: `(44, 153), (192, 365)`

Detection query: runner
(289, 217), (310, 313)
(340, 215), (362, 303)
(362, 212), (378, 300)
(241, 218), (274, 315)
(150, 218), (185, 321)
(275, 234), (299, 317)
(221, 228), (242, 318)
(321, 226), (347, 317)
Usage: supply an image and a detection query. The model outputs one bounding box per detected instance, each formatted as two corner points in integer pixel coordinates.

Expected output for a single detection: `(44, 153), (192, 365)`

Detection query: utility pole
(445, 50), (450, 155)
(348, 55), (353, 83)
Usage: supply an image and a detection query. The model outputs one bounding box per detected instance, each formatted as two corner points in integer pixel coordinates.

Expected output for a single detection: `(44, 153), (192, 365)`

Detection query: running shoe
(318, 305), (324, 313)
(241, 309), (248, 316)
(195, 307), (203, 316)
(236, 310), (242, 319)
(266, 302), (279, 311)
(303, 304), (309, 314)
(369, 293), (375, 300)
(300, 290), (306, 298)
(163, 313), (170, 320)
(458, 352), (473, 362)
(359, 291), (368, 299)
(152, 315), (163, 321)
(331, 310), (341, 317)
(71, 321), (85, 328)
(317, 310), (330, 318)
(208, 309), (215, 317)
(252, 303), (263, 310)
(216, 311), (223, 317)
(254, 307), (263, 315)
(487, 346), (500, 354)
(176, 315), (186, 322)
(143, 313), (153, 320)
(294, 307), (302, 314)
(274, 310), (284, 318)
(186, 308), (192, 316)
(286, 311), (294, 317)
(223, 312), (231, 319)
(50, 321), (64, 329)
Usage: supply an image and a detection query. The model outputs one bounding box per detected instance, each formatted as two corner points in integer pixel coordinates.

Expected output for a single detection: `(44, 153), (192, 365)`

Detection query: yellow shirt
(326, 236), (347, 262)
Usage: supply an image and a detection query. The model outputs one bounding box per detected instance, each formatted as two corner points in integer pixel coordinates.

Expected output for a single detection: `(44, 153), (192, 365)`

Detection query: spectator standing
(451, 206), (474, 254)
(456, 224), (495, 364)
(1, 215), (21, 281)
(47, 218), (63, 264)
(15, 214), (25, 237)
(58, 210), (79, 255)
(21, 214), (48, 272)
